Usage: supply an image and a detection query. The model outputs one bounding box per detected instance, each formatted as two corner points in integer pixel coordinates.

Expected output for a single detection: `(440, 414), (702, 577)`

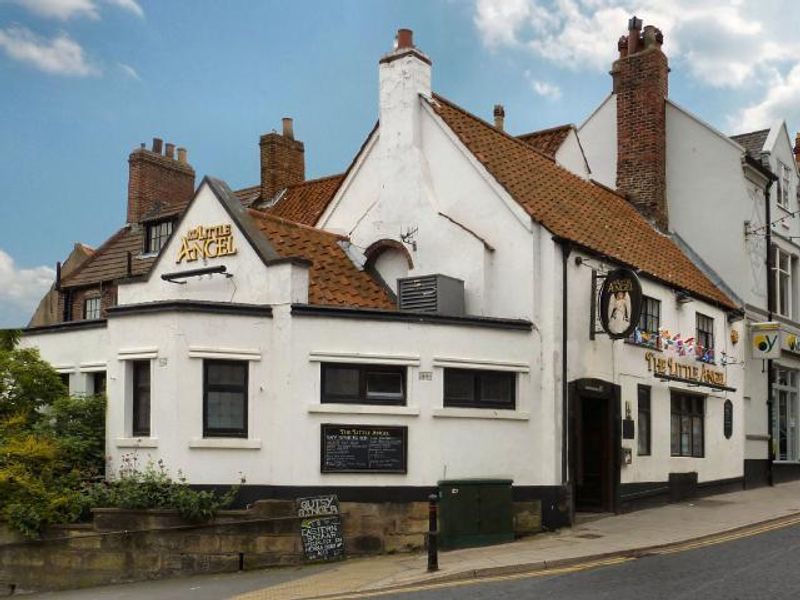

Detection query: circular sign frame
(599, 268), (643, 340)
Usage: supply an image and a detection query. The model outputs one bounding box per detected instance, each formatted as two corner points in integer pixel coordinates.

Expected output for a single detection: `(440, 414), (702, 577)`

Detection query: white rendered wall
(554, 129), (590, 180)
(577, 94), (616, 188)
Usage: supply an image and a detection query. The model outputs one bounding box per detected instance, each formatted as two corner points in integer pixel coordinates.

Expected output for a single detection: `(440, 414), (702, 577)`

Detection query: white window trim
(79, 361), (107, 373)
(308, 404), (420, 416)
(118, 347), (158, 361)
(432, 357), (530, 373)
(189, 347), (262, 361)
(773, 365), (799, 462)
(309, 351), (420, 366)
(115, 437), (158, 448)
(774, 247), (793, 319)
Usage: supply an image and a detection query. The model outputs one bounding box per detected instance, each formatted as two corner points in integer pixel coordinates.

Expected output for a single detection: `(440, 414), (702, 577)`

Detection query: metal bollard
(427, 493), (439, 572)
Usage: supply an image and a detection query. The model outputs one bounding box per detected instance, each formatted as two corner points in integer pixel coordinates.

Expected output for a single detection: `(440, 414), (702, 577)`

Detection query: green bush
(81, 455), (242, 523)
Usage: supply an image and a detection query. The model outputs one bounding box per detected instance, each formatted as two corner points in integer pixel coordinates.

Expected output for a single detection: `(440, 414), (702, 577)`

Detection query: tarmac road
(367, 522), (800, 600)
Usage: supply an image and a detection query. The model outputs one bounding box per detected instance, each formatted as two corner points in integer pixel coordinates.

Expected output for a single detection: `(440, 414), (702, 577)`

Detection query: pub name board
(176, 224), (237, 263)
(644, 351), (726, 387)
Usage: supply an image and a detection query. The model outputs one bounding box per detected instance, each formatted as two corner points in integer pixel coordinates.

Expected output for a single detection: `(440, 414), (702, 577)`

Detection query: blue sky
(3, 0), (800, 327)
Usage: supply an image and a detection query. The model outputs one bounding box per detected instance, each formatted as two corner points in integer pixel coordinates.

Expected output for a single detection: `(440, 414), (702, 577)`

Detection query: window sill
(308, 404), (420, 416)
(624, 340), (662, 352)
(189, 438), (261, 449)
(115, 437), (158, 448)
(432, 408), (529, 421)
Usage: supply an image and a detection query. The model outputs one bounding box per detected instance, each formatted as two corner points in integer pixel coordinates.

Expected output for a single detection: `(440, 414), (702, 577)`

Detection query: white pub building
(23, 26), (747, 529)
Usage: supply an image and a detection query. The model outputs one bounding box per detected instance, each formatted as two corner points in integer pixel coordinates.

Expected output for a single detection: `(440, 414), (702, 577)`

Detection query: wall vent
(397, 274), (465, 315)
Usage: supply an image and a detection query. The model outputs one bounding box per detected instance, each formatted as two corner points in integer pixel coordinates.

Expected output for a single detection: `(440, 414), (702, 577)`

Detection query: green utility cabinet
(437, 479), (514, 550)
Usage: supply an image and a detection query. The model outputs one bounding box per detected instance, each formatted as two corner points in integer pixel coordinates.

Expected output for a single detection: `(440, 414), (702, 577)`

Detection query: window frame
(92, 371), (107, 395)
(144, 219), (174, 255)
(320, 363), (407, 406)
(637, 385), (651, 456)
(773, 366), (799, 462)
(83, 296), (101, 320)
(695, 313), (715, 363)
(670, 392), (704, 458)
(132, 360), (151, 438)
(774, 247), (793, 318)
(778, 161), (791, 208)
(630, 295), (661, 348)
(443, 368), (516, 410)
(203, 360), (249, 438)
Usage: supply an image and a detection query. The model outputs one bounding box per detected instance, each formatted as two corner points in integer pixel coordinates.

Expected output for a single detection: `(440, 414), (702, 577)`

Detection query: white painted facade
(21, 36), (745, 523)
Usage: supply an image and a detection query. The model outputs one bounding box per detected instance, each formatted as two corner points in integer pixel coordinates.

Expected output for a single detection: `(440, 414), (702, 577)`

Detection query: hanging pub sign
(176, 224), (237, 264)
(599, 268), (643, 339)
(751, 322), (781, 359)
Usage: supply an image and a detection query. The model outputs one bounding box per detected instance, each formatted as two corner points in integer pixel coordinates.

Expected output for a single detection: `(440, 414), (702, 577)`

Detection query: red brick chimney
(612, 17), (669, 232)
(127, 138), (195, 224)
(260, 117), (305, 202)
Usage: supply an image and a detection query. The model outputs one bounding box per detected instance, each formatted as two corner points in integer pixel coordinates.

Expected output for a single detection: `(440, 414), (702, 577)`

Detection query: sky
(2, 0), (800, 327)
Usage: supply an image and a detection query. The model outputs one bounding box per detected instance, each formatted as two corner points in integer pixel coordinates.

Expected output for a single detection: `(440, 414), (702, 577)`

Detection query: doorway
(570, 379), (620, 514)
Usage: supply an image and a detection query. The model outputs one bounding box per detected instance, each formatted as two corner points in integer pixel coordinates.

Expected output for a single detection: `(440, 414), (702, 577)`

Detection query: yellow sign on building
(176, 224), (237, 263)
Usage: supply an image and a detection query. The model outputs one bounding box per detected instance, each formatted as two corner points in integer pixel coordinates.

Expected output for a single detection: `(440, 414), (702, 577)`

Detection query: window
(203, 360), (248, 437)
(637, 385), (651, 456)
(778, 161), (791, 208)
(145, 220), (173, 254)
(773, 247), (793, 318)
(443, 369), (516, 409)
(671, 393), (704, 457)
(93, 371), (107, 395)
(630, 296), (661, 348)
(321, 364), (406, 405)
(695, 313), (715, 363)
(132, 361), (151, 437)
(773, 367), (799, 461)
(59, 373), (70, 391)
(83, 297), (101, 320)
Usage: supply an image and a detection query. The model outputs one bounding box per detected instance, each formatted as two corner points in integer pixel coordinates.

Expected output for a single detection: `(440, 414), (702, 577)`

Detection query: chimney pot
(627, 16), (642, 55)
(396, 28), (413, 50)
(165, 143), (175, 159)
(177, 147), (187, 164)
(152, 138), (163, 154)
(493, 104), (505, 131)
(282, 117), (295, 140)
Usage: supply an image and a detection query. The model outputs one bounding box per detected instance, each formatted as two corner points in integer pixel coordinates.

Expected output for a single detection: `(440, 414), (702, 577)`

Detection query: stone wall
(0, 499), (542, 594)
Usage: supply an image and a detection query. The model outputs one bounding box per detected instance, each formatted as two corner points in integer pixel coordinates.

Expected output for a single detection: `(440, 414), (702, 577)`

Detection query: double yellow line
(314, 515), (800, 600)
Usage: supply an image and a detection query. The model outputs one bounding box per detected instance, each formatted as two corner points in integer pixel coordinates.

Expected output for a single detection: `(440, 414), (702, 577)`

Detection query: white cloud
(530, 78), (562, 99)
(0, 26), (99, 76)
(117, 62), (140, 80)
(10, 0), (144, 19)
(474, 0), (800, 130)
(0, 249), (55, 328)
(105, 0), (143, 18)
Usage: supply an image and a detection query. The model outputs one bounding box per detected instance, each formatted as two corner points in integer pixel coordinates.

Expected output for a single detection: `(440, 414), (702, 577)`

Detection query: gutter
(554, 238), (572, 507)
(763, 168), (777, 487)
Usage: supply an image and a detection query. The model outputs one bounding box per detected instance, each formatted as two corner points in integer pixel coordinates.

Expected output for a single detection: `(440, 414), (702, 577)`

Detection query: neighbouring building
(576, 17), (800, 488)
(23, 27), (746, 528)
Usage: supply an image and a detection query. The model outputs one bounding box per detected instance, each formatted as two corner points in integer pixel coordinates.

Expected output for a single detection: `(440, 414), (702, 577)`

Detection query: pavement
(231, 480), (800, 600)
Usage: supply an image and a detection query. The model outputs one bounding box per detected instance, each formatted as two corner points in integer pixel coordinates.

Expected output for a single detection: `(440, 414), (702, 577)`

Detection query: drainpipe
(765, 172), (777, 487)
(556, 239), (572, 511)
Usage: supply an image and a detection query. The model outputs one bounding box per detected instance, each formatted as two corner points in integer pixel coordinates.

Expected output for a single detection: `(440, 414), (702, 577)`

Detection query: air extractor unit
(397, 274), (465, 315)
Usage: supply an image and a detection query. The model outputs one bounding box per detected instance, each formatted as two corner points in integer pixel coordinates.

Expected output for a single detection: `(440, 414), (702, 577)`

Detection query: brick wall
(57, 285), (117, 322)
(127, 146), (195, 224)
(260, 131), (305, 201)
(612, 22), (669, 232)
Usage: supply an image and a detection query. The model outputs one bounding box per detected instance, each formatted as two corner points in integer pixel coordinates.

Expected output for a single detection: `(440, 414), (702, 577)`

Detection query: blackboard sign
(724, 399), (733, 439)
(321, 424), (408, 473)
(299, 515), (345, 561)
(297, 494), (340, 518)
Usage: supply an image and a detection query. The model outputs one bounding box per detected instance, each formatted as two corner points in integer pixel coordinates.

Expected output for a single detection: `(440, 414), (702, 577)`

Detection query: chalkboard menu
(297, 494), (345, 562)
(321, 424), (408, 473)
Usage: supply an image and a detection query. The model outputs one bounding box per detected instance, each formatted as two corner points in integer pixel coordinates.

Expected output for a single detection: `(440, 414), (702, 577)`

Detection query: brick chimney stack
(794, 132), (800, 166)
(612, 17), (669, 232)
(127, 137), (195, 224)
(494, 104), (505, 131)
(260, 117), (305, 202)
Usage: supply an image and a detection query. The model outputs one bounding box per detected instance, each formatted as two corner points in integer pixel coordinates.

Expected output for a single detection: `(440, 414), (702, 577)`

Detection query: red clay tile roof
(517, 124), (573, 158)
(430, 94), (735, 309)
(234, 185), (261, 206)
(60, 227), (155, 288)
(247, 209), (394, 309)
(265, 174), (345, 225)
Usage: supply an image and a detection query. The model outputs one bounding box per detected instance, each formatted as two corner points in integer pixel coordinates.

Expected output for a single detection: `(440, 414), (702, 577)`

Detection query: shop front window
(773, 366), (799, 462)
(671, 392), (704, 457)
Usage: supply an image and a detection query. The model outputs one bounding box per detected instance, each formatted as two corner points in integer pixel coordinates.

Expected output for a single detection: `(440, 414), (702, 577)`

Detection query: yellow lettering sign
(176, 224), (237, 264)
(643, 353), (725, 387)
